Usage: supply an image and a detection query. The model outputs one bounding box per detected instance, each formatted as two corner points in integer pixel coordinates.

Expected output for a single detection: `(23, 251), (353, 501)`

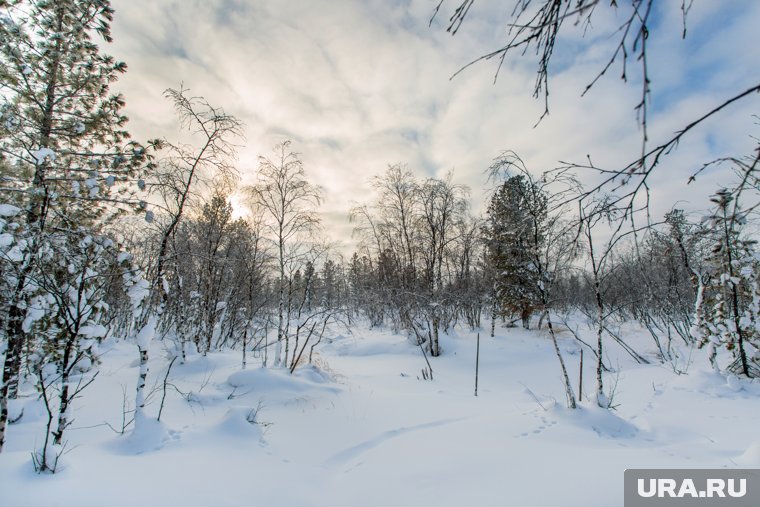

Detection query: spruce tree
(483, 175), (547, 329)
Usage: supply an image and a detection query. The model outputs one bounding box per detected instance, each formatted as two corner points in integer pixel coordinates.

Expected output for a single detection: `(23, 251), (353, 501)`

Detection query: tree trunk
(0, 388), (8, 452)
(490, 291), (497, 338)
(134, 347), (149, 426)
(52, 328), (79, 446)
(0, 12), (65, 454)
(722, 214), (750, 377)
(431, 316), (441, 357)
(0, 298), (25, 450)
(521, 306), (531, 330)
(53, 378), (70, 446)
(134, 317), (155, 427)
(3, 278), (28, 402)
(595, 283), (605, 407)
(242, 325), (248, 369)
(546, 315), (577, 409)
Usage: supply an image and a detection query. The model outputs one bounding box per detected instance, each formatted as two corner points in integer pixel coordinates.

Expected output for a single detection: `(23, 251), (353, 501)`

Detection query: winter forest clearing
(1, 1), (760, 506)
(3, 324), (760, 507)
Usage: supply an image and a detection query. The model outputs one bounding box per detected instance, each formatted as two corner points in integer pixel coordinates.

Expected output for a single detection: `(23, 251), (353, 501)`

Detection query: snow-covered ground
(1, 321), (758, 507)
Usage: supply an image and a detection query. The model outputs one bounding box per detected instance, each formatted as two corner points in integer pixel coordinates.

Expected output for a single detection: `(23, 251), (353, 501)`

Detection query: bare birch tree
(433, 0), (760, 225)
(246, 141), (322, 368)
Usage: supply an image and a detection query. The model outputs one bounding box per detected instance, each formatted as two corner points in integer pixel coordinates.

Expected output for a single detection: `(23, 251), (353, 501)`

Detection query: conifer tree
(483, 174), (546, 328)
(696, 190), (759, 377)
(0, 0), (153, 458)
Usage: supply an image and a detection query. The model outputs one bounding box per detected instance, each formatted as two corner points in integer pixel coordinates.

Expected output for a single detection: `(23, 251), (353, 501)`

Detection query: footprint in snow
(514, 413), (557, 438)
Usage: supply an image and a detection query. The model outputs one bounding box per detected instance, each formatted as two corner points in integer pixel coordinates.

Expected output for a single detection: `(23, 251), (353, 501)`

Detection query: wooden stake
(579, 348), (584, 401)
(475, 332), (480, 397)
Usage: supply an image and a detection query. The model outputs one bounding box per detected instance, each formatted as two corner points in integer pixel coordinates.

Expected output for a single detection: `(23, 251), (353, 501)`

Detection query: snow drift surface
(0, 324), (757, 507)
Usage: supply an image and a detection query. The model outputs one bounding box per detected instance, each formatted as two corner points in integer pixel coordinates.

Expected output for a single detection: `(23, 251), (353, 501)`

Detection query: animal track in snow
(323, 417), (467, 467)
(514, 413), (556, 438)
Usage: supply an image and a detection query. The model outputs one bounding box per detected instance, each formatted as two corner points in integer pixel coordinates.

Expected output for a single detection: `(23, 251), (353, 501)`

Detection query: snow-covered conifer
(696, 190), (759, 377)
(0, 0), (154, 456)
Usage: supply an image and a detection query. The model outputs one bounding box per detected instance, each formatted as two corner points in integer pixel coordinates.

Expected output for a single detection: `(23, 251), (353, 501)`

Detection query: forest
(0, 1), (759, 503)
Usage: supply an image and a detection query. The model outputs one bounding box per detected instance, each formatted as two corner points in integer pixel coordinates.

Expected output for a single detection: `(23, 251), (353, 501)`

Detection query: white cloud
(108, 0), (760, 252)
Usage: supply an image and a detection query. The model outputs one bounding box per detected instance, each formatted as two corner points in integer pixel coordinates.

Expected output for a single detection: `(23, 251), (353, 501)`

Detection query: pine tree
(696, 190), (759, 377)
(0, 0), (153, 458)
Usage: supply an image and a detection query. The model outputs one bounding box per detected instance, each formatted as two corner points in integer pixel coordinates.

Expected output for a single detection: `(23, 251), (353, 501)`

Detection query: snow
(79, 324), (107, 339)
(31, 147), (55, 164)
(4, 115), (19, 131)
(136, 318), (156, 350)
(0, 203), (20, 217)
(1, 321), (758, 506)
(111, 416), (168, 456)
(0, 232), (13, 247)
(226, 365), (340, 395)
(6, 244), (25, 262)
(211, 407), (265, 441)
(21, 296), (47, 333)
(127, 276), (150, 310)
(735, 440), (760, 467)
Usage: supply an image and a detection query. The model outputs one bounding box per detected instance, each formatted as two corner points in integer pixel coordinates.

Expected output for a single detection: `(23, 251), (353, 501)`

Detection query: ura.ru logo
(637, 478), (747, 499)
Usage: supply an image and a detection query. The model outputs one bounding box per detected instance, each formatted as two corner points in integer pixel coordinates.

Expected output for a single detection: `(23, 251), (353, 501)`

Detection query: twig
(157, 356), (177, 422)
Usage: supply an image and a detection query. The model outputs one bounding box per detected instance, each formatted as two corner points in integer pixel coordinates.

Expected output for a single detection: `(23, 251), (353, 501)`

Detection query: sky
(107, 0), (760, 253)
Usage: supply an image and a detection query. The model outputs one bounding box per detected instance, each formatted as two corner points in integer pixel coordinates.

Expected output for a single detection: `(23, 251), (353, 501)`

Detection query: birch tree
(246, 141), (322, 367)
(148, 87), (242, 315)
(433, 0), (760, 220)
(417, 174), (468, 356)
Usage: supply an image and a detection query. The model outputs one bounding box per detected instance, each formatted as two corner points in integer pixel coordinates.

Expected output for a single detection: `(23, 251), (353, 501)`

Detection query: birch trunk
(546, 315), (577, 409)
(134, 317), (155, 427)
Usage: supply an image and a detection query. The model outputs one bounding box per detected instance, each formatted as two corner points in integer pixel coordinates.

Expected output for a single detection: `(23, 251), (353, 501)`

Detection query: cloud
(108, 0), (760, 252)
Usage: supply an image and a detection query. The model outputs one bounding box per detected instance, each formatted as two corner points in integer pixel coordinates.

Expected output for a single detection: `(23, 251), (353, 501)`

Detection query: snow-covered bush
(694, 190), (760, 378)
